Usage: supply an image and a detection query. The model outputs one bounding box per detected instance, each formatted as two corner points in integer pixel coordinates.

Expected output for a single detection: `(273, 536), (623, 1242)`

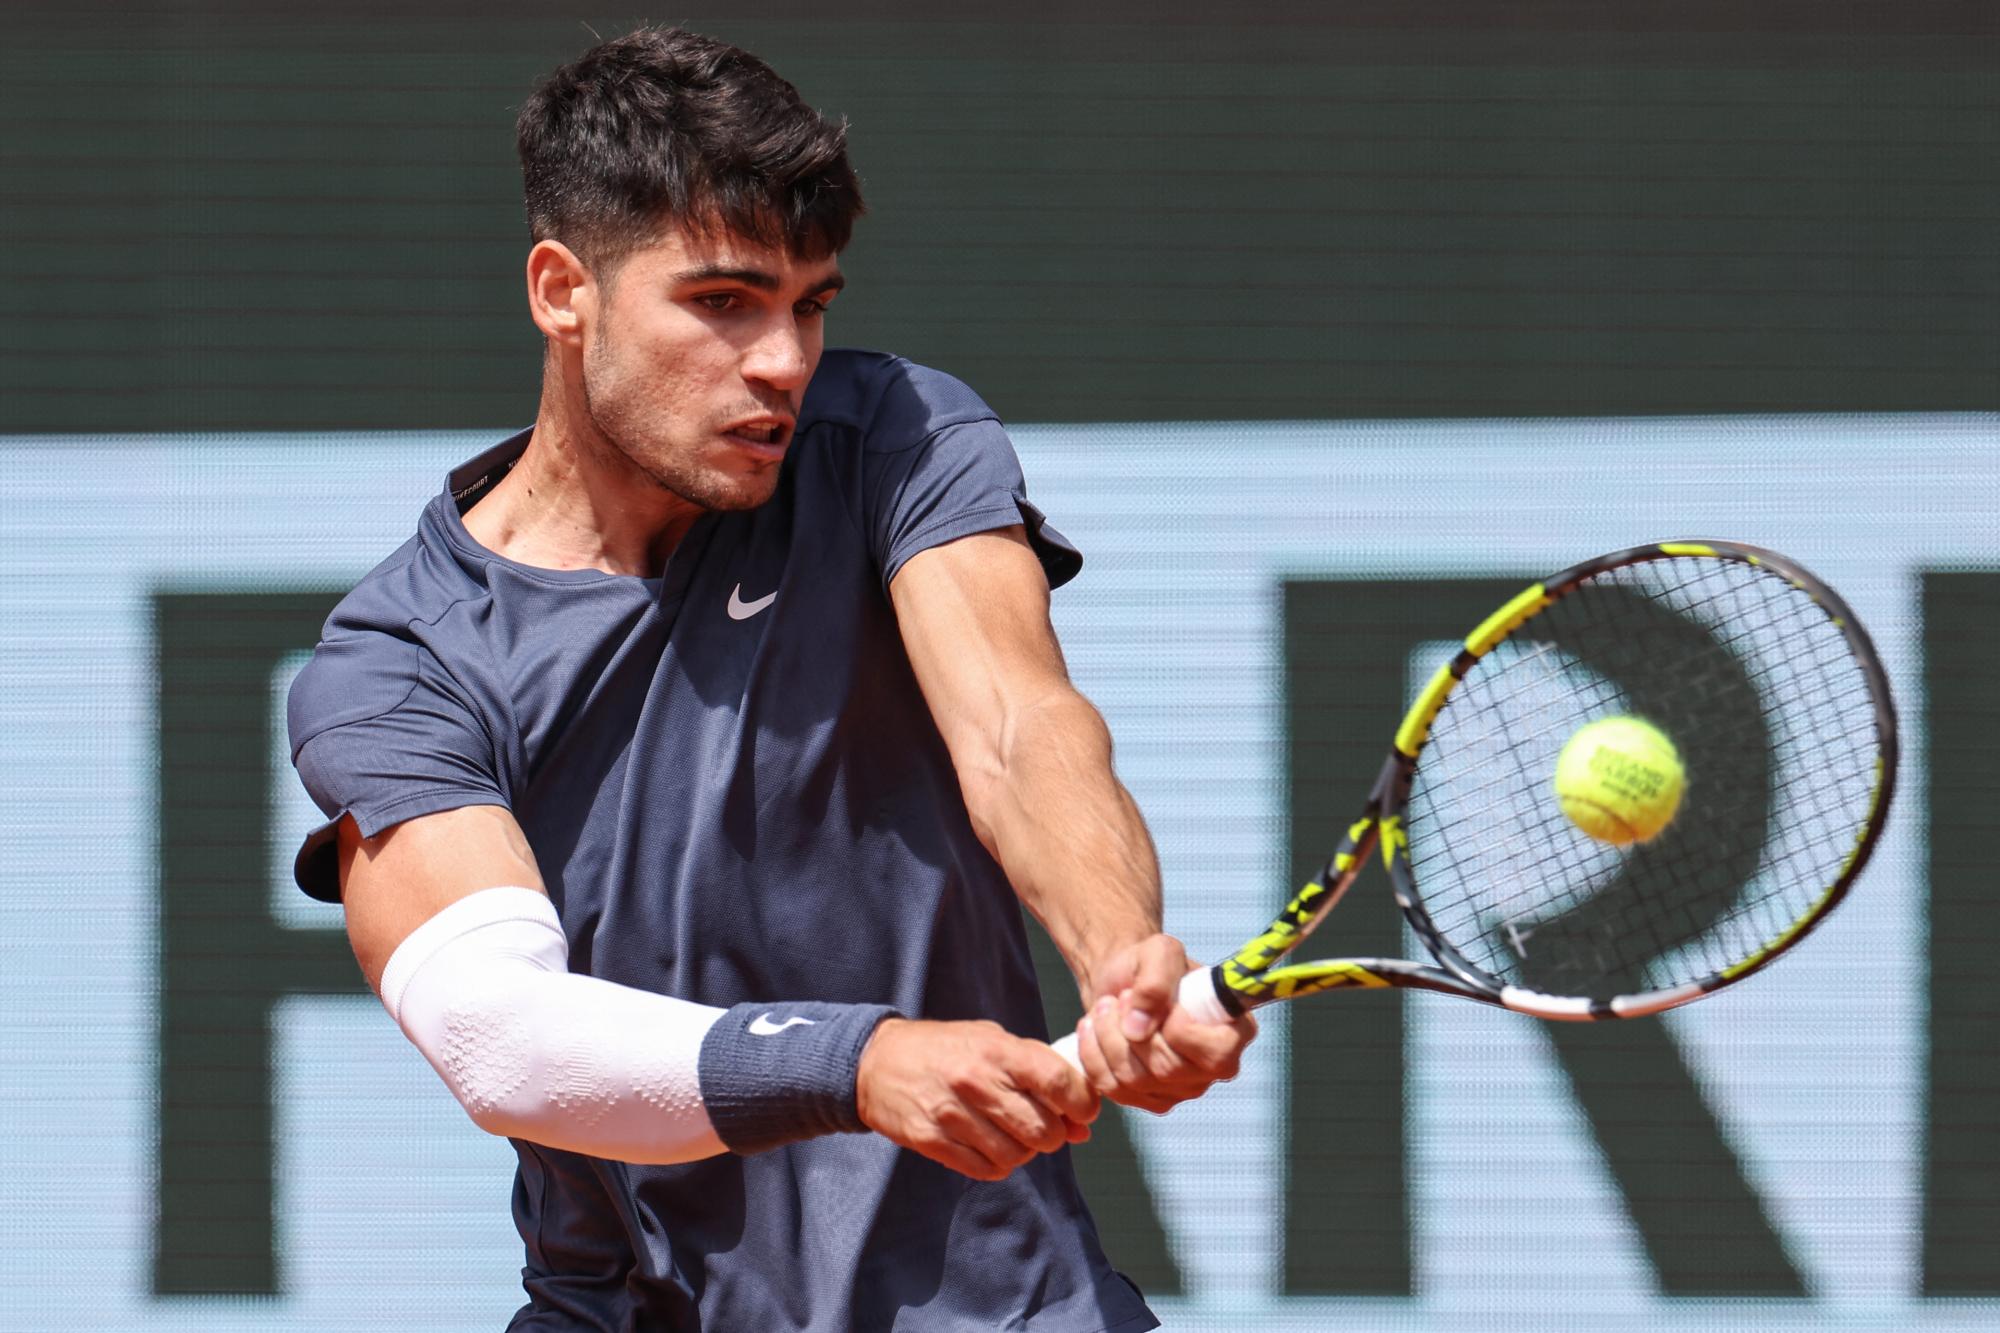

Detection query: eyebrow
(676, 264), (845, 295)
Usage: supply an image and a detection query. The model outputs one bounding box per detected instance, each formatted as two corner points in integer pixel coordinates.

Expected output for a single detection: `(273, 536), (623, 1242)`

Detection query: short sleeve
(287, 632), (507, 901)
(858, 362), (1081, 593)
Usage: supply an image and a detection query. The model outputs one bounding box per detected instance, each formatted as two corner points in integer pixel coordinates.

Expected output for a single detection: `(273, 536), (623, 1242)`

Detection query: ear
(525, 240), (593, 349)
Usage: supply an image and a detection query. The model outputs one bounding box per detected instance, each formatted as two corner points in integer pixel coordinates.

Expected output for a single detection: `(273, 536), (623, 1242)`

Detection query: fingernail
(1095, 996), (1117, 1019)
(1122, 1008), (1155, 1040)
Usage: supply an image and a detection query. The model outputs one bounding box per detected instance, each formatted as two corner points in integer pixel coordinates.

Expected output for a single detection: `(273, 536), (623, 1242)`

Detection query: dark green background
(7, 1), (1996, 431)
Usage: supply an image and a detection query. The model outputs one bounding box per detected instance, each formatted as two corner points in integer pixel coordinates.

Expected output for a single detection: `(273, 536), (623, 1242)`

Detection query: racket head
(1382, 540), (1896, 1018)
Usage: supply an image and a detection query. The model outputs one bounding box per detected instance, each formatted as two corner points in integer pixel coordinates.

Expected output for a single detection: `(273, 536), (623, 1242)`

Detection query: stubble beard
(579, 344), (774, 514)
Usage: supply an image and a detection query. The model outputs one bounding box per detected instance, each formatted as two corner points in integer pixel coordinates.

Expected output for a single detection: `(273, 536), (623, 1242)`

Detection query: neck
(463, 373), (702, 578)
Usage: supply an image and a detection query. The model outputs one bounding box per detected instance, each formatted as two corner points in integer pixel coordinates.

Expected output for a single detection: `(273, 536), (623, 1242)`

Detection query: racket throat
(1217, 804), (1384, 1006)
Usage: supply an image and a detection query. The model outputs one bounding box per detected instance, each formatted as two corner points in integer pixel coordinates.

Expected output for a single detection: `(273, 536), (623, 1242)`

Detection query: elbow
(421, 993), (542, 1139)
(460, 1097), (529, 1141)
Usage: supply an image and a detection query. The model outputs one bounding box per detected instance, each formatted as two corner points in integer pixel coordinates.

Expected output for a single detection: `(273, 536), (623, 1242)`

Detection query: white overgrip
(1050, 967), (1232, 1070)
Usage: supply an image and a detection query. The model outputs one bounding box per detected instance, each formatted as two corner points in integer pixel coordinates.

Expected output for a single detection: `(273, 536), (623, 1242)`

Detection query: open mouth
(723, 420), (791, 455)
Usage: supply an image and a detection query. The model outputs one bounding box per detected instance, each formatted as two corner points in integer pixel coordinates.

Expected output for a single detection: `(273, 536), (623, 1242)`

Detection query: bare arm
(888, 528), (1160, 988)
(890, 528), (1253, 1110)
(339, 803), (543, 990)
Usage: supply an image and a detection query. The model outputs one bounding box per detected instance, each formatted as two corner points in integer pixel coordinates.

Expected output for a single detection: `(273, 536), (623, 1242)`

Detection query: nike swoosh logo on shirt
(727, 584), (778, 620)
(748, 1013), (816, 1036)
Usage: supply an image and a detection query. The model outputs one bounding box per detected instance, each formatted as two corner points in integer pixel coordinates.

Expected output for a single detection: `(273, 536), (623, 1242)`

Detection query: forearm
(382, 887), (896, 1162)
(965, 689), (1162, 997)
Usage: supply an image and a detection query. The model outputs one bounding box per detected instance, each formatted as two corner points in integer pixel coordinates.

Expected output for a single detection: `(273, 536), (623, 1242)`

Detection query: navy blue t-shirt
(287, 350), (1157, 1333)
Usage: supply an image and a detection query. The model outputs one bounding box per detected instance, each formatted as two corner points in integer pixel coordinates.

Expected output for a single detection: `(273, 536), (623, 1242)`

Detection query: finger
(1010, 1043), (1101, 1125)
(1118, 936), (1187, 1041)
(981, 1082), (1068, 1156)
(1157, 1007), (1258, 1080)
(1121, 1029), (1192, 1086)
(1089, 994), (1155, 1093)
(910, 1133), (1008, 1182)
(1074, 1012), (1116, 1097)
(937, 1102), (1036, 1178)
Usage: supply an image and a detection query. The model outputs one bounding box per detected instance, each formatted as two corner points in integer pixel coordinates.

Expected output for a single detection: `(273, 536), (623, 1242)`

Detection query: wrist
(1064, 920), (1160, 992)
(697, 1002), (900, 1155)
(1076, 926), (1168, 998)
(854, 1016), (911, 1130)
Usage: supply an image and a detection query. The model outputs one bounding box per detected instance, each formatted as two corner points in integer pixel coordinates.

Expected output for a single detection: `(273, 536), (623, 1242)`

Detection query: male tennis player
(287, 26), (1251, 1331)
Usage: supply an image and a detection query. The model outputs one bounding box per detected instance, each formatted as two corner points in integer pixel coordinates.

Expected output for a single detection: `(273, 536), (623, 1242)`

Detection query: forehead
(621, 224), (843, 288)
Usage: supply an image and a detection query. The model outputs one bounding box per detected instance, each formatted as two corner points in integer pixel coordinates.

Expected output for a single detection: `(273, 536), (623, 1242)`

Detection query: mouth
(721, 417), (793, 460)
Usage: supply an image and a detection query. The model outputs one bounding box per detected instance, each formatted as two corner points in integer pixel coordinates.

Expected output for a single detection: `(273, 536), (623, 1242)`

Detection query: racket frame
(1202, 539), (1898, 1023)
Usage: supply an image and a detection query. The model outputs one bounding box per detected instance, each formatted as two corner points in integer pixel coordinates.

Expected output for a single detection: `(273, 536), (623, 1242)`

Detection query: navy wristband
(697, 1002), (899, 1155)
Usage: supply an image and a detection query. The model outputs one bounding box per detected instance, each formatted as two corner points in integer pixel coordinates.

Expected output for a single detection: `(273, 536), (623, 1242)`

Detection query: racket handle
(1049, 967), (1232, 1071)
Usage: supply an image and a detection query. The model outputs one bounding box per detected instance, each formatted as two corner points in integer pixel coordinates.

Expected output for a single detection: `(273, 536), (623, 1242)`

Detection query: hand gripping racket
(1056, 539), (1896, 1061)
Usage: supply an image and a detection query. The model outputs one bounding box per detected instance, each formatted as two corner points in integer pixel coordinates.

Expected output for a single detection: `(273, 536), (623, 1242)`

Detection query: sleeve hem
(292, 790), (512, 903)
(879, 503), (1027, 594)
(352, 788), (511, 838)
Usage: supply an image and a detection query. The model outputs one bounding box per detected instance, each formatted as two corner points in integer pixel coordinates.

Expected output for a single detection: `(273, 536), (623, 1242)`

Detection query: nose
(742, 314), (813, 395)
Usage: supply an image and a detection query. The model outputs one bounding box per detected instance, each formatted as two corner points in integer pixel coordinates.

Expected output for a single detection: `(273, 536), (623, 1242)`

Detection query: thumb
(1118, 935), (1186, 1041)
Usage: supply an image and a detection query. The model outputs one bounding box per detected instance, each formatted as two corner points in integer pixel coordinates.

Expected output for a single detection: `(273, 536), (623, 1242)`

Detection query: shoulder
(287, 514), (490, 751)
(801, 349), (1002, 454)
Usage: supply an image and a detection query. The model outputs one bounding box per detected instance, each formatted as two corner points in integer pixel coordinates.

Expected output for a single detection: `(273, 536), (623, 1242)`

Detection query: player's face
(579, 226), (843, 512)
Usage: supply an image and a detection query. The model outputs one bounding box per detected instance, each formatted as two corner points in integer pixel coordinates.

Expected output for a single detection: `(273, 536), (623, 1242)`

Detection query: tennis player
(286, 26), (1251, 1331)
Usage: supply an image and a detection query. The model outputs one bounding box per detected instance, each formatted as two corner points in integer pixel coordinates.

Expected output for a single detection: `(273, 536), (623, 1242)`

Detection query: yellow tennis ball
(1554, 716), (1685, 845)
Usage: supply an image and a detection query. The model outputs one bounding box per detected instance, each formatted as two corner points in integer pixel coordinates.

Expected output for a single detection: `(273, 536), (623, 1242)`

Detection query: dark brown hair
(517, 28), (865, 274)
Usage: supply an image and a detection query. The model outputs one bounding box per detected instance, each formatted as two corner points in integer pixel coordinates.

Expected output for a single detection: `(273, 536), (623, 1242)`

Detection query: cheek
(635, 318), (738, 390)
(590, 327), (696, 407)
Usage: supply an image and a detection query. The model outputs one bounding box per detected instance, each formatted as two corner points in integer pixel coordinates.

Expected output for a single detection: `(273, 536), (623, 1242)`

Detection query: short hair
(516, 28), (865, 275)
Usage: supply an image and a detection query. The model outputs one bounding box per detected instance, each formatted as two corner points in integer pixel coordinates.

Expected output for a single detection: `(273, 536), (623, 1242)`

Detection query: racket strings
(1402, 556), (1881, 1001)
(1529, 571), (1858, 984)
(1508, 574), (1861, 986)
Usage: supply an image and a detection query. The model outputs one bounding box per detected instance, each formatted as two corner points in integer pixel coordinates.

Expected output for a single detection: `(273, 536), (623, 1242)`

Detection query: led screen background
(2, 4), (1996, 1329)
(2, 421), (1997, 1330)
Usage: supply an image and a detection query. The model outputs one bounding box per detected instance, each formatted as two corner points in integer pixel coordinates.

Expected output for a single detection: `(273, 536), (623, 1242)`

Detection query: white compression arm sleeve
(379, 887), (728, 1165)
(378, 887), (900, 1163)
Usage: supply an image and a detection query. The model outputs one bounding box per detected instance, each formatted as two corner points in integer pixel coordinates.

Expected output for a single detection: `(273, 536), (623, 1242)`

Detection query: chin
(711, 478), (781, 512)
(666, 465), (781, 513)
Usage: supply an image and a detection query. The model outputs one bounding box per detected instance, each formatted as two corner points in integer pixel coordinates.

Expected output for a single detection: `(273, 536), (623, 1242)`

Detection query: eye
(693, 292), (741, 313)
(796, 297), (832, 319)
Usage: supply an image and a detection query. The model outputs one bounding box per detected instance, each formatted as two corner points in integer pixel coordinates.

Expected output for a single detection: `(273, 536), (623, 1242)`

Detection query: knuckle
(945, 1064), (986, 1096)
(992, 1112), (1031, 1145)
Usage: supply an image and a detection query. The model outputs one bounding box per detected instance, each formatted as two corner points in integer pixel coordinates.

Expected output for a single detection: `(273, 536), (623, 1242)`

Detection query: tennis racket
(1056, 539), (1896, 1058)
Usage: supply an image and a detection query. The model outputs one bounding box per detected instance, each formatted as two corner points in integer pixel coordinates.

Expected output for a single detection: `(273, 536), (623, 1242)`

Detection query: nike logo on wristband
(748, 1013), (816, 1036)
